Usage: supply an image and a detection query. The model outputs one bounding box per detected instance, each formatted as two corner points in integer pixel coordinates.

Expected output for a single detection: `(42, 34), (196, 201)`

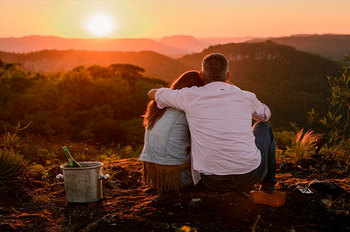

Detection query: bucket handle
(98, 174), (110, 180)
(56, 174), (110, 180)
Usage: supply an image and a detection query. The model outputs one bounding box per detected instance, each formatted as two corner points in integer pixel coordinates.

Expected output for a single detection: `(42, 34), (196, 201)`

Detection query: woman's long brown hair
(143, 71), (204, 129)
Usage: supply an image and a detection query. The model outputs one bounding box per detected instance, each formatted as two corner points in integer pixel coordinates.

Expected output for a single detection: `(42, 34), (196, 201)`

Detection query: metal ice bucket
(57, 162), (109, 203)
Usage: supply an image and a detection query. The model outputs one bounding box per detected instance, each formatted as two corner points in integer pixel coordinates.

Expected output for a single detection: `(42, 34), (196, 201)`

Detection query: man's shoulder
(158, 86), (202, 94)
(241, 90), (257, 98)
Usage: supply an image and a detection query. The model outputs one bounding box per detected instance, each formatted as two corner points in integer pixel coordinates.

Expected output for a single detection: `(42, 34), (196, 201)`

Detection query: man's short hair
(202, 53), (229, 83)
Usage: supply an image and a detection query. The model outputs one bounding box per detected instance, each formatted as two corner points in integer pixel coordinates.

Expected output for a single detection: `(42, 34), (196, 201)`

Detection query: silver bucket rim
(60, 161), (103, 170)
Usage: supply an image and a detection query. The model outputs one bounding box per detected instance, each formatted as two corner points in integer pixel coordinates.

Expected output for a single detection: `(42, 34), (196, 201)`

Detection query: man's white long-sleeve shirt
(155, 81), (271, 184)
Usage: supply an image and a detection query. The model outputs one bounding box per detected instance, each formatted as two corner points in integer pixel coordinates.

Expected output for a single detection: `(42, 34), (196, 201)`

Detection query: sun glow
(85, 13), (116, 37)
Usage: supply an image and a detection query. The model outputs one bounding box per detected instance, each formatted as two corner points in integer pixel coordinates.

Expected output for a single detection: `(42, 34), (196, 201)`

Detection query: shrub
(0, 131), (22, 151)
(30, 164), (49, 179)
(322, 138), (350, 171)
(287, 129), (322, 162)
(308, 56), (350, 145)
(0, 121), (30, 152)
(274, 130), (294, 155)
(98, 147), (121, 162)
(0, 149), (27, 190)
(120, 145), (143, 159)
(91, 118), (127, 144)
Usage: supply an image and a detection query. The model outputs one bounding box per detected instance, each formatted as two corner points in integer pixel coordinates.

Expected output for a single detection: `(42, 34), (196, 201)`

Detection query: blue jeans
(200, 122), (277, 192)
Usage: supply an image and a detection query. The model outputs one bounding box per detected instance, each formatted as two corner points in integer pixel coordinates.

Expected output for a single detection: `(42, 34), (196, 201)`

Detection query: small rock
(321, 199), (332, 206)
(191, 198), (201, 202)
(308, 180), (348, 198)
(26, 170), (42, 180)
(298, 187), (313, 194)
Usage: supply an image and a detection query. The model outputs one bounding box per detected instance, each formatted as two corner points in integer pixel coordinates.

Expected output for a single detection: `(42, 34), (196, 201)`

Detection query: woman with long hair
(139, 71), (204, 191)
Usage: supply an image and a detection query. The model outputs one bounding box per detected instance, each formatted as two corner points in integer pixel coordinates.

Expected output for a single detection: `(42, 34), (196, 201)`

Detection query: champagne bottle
(62, 146), (82, 167)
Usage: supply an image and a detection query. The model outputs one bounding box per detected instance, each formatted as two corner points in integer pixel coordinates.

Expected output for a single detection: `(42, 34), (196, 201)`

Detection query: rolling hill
(0, 35), (185, 57)
(159, 35), (205, 55)
(0, 50), (191, 82)
(247, 34), (350, 60)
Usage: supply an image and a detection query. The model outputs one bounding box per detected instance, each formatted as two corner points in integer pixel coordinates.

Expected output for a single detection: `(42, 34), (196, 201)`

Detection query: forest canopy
(0, 60), (166, 146)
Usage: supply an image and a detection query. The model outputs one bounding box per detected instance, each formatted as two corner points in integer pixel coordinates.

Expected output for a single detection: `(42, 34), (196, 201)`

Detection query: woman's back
(139, 108), (190, 165)
(139, 70), (203, 191)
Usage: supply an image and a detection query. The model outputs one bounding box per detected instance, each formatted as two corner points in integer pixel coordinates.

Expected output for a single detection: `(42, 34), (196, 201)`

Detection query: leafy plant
(0, 121), (31, 152)
(309, 56), (350, 145)
(322, 138), (350, 171)
(287, 129), (322, 162)
(274, 130), (295, 155)
(0, 149), (27, 189)
(30, 164), (49, 179)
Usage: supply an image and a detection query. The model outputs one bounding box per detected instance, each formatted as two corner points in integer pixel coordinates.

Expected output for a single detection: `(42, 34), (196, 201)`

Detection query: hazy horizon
(1, 33), (348, 40)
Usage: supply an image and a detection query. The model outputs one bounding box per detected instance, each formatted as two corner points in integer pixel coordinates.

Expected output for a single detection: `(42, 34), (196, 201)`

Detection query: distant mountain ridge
(247, 34), (350, 60)
(0, 35), (251, 58)
(159, 35), (205, 55)
(0, 35), (185, 57)
(1, 34), (348, 59)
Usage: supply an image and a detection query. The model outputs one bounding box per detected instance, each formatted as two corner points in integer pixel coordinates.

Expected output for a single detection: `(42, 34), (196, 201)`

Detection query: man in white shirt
(148, 53), (286, 207)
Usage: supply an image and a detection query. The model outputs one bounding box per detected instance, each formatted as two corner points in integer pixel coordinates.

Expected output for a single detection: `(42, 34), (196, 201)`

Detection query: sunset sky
(0, 0), (349, 39)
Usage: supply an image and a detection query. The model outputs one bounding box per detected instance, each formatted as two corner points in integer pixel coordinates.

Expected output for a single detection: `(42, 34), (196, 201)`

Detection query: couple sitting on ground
(139, 53), (286, 207)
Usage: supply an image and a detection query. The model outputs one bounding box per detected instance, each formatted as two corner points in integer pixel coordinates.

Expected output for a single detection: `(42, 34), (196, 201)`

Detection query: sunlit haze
(0, 0), (349, 38)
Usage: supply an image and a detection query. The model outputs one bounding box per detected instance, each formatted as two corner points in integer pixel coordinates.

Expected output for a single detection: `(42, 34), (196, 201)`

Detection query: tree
(309, 56), (350, 144)
(328, 56), (350, 130)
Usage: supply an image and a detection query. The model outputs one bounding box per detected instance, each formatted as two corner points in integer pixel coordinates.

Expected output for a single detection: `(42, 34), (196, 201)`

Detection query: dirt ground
(0, 157), (349, 232)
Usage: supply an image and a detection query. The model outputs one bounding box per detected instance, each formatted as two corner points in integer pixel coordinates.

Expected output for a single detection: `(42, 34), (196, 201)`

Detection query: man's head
(201, 53), (230, 83)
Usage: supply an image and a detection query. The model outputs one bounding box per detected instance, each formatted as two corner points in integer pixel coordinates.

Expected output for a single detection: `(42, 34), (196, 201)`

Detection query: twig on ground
(80, 214), (111, 232)
(251, 214), (261, 232)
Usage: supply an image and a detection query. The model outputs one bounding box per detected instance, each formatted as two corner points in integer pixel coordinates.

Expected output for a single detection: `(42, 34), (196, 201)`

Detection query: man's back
(155, 81), (271, 183)
(148, 53), (286, 207)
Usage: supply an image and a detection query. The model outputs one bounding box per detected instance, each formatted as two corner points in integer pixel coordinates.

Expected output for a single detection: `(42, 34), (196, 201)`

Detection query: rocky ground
(0, 157), (350, 232)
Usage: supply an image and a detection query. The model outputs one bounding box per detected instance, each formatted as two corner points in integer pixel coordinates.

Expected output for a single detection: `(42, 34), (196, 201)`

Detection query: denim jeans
(201, 122), (277, 192)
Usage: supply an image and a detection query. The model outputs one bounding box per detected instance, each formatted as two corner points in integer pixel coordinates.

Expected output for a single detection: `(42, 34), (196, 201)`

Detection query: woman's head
(170, 70), (204, 90)
(143, 70), (204, 129)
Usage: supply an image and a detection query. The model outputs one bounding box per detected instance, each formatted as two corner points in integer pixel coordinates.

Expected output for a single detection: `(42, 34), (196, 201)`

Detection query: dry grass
(288, 129), (322, 162)
(30, 192), (52, 205)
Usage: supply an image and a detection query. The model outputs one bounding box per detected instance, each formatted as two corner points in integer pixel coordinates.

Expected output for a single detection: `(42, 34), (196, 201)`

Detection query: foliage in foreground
(322, 138), (350, 172)
(274, 130), (295, 156)
(0, 149), (27, 190)
(287, 129), (322, 162)
(308, 56), (350, 144)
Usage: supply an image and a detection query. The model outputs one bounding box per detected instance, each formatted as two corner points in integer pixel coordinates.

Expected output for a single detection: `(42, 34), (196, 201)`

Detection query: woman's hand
(148, 89), (158, 100)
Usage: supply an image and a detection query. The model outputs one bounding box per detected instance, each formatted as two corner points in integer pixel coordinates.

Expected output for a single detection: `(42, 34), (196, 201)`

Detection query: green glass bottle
(62, 146), (82, 168)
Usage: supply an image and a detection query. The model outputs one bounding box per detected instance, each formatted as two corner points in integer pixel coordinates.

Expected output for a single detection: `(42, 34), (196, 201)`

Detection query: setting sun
(85, 13), (116, 37)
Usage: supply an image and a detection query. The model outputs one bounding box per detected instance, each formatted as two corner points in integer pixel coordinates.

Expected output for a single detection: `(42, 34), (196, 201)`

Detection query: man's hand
(148, 89), (158, 100)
